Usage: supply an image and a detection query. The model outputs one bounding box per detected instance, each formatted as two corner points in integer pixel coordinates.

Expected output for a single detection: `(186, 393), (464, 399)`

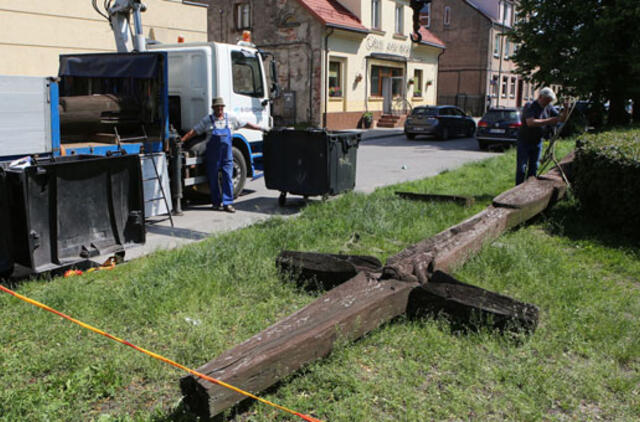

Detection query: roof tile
(419, 27), (446, 49)
(296, 0), (368, 32)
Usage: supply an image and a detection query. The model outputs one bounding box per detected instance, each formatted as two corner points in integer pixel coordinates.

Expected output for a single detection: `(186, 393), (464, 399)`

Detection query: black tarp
(59, 52), (162, 79)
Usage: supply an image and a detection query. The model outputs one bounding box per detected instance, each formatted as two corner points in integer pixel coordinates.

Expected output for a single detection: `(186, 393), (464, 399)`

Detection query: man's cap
(212, 97), (225, 107)
(539, 87), (557, 103)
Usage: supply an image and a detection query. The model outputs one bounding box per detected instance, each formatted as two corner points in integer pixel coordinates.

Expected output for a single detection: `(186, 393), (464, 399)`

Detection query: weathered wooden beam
(383, 206), (515, 282)
(407, 271), (539, 332)
(395, 191), (475, 207)
(180, 273), (419, 419)
(493, 151), (574, 228)
(276, 250), (382, 289)
(384, 152), (575, 282)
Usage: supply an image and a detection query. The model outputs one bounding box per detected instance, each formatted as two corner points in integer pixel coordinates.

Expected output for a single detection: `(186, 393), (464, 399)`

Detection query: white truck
(1, 0), (278, 211)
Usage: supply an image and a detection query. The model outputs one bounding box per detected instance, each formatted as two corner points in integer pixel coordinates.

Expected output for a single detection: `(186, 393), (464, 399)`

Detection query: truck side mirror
(270, 60), (281, 99)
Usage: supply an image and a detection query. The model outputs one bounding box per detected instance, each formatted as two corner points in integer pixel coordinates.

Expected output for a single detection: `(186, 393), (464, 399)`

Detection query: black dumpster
(2, 154), (145, 273)
(0, 167), (13, 277)
(263, 129), (360, 205)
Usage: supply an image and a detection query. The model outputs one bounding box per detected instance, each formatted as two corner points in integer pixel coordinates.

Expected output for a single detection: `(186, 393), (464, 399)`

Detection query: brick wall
(209, 0), (325, 127)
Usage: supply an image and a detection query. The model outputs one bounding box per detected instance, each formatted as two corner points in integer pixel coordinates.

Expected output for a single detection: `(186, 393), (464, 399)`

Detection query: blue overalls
(206, 114), (234, 206)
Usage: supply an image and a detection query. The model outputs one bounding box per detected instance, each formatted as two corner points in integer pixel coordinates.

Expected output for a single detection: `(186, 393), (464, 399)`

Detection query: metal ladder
(115, 127), (174, 227)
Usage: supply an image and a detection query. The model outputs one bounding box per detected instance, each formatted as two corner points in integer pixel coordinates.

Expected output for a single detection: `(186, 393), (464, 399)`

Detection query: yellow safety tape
(0, 285), (322, 422)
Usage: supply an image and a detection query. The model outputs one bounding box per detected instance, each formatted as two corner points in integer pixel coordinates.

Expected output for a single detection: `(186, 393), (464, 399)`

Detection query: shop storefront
(324, 26), (444, 130)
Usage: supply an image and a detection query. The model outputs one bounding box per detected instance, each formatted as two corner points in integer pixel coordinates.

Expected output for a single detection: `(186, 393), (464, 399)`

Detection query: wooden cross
(180, 153), (574, 419)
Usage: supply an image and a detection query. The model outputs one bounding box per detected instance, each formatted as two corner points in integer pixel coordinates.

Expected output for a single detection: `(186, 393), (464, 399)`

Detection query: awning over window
(368, 53), (408, 63)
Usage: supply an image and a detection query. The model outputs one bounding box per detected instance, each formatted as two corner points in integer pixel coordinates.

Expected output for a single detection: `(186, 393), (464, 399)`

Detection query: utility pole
(496, 1), (507, 108)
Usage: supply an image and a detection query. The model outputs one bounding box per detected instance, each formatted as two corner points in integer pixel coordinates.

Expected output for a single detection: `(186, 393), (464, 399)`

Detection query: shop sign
(364, 35), (411, 57)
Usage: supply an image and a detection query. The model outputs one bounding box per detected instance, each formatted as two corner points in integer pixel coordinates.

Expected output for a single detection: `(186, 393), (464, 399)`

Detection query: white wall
(0, 0), (208, 76)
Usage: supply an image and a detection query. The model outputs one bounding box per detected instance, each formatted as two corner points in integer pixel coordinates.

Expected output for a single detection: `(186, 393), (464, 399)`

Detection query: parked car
(404, 105), (476, 140)
(476, 108), (522, 150)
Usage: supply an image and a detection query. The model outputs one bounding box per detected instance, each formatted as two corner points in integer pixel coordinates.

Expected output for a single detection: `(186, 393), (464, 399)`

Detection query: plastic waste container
(2, 153), (145, 273)
(263, 128), (360, 205)
(0, 167), (13, 277)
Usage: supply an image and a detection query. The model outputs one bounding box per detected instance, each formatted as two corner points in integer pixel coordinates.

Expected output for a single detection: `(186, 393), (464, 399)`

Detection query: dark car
(476, 108), (521, 150)
(404, 105), (476, 140)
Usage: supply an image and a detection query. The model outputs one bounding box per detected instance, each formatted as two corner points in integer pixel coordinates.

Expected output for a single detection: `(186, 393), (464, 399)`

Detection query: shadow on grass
(542, 200), (640, 252)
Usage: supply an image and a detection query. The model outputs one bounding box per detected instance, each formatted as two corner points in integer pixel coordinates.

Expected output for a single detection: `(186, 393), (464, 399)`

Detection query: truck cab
(149, 41), (272, 198)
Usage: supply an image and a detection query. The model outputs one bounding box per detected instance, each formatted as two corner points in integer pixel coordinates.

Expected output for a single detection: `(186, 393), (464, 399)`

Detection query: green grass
(1, 141), (639, 421)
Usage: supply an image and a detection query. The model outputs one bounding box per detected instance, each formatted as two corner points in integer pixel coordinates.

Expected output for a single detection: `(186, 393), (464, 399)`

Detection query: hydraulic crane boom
(92, 0), (148, 52)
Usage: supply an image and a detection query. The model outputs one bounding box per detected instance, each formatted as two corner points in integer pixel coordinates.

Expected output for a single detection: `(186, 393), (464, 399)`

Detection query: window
(395, 4), (404, 34)
(502, 76), (508, 98)
(235, 3), (251, 30)
(444, 6), (451, 26)
(510, 77), (516, 98)
(504, 40), (510, 59)
(504, 3), (512, 26)
(494, 34), (500, 57)
(231, 51), (264, 97)
(500, 1), (513, 26)
(329, 61), (343, 98)
(372, 0), (381, 29)
(491, 75), (499, 97)
(413, 69), (423, 97)
(420, 3), (431, 28)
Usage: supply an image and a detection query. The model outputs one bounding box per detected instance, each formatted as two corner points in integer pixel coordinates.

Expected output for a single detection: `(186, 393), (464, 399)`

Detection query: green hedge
(573, 127), (640, 236)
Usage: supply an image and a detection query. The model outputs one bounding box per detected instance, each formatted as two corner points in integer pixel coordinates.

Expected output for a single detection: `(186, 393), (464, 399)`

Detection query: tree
(510, 0), (640, 126)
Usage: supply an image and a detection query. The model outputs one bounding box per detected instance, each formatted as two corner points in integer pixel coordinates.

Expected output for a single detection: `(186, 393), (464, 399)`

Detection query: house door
(383, 77), (392, 114)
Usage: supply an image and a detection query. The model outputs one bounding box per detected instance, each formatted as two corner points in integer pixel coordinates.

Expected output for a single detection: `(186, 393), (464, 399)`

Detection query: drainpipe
(323, 28), (334, 128)
(436, 49), (445, 105)
(365, 56), (370, 112)
(257, 41), (314, 123)
(219, 8), (224, 42)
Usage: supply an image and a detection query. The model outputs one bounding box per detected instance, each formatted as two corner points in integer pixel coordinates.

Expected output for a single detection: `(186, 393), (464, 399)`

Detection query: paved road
(126, 134), (499, 260)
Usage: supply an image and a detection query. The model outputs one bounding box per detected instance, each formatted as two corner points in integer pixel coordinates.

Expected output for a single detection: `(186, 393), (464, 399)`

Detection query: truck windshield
(231, 51), (264, 98)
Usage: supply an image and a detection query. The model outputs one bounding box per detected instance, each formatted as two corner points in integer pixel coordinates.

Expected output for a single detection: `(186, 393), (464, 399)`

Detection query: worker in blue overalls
(181, 97), (265, 212)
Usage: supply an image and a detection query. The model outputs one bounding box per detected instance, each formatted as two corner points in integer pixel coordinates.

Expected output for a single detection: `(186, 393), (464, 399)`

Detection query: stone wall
(209, 0), (325, 127)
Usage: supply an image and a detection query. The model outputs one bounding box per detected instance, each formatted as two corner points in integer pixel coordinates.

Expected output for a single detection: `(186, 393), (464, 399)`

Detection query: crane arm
(93, 0), (147, 52)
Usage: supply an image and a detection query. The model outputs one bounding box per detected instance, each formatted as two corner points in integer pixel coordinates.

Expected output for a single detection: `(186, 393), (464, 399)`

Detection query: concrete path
(126, 132), (498, 260)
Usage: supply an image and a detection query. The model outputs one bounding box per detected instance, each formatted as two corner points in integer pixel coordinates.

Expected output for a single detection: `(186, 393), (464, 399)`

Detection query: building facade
(0, 0), (208, 76)
(210, 0), (445, 129)
(424, 0), (539, 115)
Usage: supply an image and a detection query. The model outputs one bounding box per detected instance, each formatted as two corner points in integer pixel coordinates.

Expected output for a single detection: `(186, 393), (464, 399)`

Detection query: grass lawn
(1, 141), (638, 421)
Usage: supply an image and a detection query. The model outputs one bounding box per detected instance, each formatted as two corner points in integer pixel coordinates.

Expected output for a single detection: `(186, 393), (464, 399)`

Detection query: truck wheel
(232, 146), (247, 199)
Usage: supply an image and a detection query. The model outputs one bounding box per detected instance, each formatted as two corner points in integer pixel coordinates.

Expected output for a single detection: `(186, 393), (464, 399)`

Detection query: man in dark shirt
(516, 87), (567, 185)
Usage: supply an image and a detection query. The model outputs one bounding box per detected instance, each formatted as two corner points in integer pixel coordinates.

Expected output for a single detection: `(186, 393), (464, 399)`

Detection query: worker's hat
(212, 97), (226, 107)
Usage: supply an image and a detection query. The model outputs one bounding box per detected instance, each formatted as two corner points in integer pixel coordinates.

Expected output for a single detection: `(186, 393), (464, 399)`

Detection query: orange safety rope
(0, 285), (323, 422)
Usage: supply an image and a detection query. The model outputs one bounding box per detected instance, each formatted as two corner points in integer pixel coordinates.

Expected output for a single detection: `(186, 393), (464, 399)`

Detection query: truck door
(227, 47), (270, 130)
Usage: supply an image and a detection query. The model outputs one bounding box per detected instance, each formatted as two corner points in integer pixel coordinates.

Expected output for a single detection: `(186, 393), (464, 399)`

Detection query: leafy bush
(573, 127), (640, 236)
